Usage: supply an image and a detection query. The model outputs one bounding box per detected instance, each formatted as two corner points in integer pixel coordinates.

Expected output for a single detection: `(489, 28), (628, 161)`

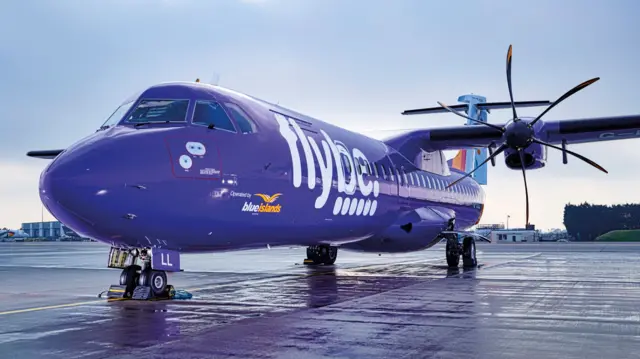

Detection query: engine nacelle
(503, 142), (547, 170)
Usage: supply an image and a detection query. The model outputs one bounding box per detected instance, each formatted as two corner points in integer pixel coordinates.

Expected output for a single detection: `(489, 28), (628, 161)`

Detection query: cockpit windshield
(124, 99), (190, 124)
(100, 101), (134, 129)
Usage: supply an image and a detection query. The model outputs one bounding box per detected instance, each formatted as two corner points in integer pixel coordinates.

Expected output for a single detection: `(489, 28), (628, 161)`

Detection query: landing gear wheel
(138, 269), (168, 297)
(305, 245), (338, 265)
(118, 265), (140, 298)
(462, 236), (477, 268)
(445, 237), (460, 268)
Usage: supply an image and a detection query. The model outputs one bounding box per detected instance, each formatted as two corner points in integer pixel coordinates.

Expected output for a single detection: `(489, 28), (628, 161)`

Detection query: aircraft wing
(27, 149), (65, 159)
(385, 114), (640, 152)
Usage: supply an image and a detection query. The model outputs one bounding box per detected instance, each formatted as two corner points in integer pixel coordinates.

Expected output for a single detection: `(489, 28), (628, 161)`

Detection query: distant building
(476, 223), (505, 230)
(21, 221), (81, 239)
(489, 229), (538, 243)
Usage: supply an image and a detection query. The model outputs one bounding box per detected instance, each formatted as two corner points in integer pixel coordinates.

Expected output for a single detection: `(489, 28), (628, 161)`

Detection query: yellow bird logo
(254, 193), (282, 204)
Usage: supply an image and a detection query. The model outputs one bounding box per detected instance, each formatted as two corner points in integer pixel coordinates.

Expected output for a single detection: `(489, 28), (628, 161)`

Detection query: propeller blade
(447, 144), (508, 188)
(436, 101), (505, 131)
(518, 149), (530, 227)
(529, 77), (600, 127)
(488, 143), (497, 166)
(532, 138), (608, 173)
(506, 45), (517, 120)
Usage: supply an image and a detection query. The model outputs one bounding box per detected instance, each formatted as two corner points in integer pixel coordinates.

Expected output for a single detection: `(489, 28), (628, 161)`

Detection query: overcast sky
(1, 0), (639, 230)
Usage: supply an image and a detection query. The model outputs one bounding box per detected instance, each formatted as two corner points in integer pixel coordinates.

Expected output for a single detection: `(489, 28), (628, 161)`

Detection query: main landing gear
(304, 245), (338, 265)
(106, 247), (181, 300)
(445, 235), (477, 268)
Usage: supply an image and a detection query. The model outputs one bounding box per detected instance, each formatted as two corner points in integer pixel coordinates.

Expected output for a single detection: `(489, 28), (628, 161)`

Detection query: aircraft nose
(40, 149), (100, 230)
(38, 131), (174, 243)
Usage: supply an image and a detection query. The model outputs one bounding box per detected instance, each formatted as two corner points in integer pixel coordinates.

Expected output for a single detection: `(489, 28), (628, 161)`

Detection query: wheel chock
(131, 286), (153, 300)
(303, 258), (314, 265)
(106, 285), (127, 299)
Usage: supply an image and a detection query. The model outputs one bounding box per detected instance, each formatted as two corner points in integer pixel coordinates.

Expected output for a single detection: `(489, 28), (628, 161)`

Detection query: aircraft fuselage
(39, 82), (485, 254)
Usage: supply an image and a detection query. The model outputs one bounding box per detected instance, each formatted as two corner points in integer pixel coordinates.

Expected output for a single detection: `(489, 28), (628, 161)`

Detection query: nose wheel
(138, 268), (168, 297)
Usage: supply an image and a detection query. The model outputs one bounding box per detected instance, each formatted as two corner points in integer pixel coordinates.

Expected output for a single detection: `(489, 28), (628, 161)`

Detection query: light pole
(506, 215), (510, 229)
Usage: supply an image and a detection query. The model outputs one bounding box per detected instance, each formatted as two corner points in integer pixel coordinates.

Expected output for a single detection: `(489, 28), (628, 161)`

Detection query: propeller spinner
(439, 45), (607, 227)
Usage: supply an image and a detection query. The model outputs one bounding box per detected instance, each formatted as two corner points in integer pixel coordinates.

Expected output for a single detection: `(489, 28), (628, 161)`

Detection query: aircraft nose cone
(40, 150), (99, 229)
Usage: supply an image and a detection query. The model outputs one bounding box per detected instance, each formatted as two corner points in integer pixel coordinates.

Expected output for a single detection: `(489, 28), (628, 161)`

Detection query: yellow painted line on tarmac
(0, 299), (105, 316)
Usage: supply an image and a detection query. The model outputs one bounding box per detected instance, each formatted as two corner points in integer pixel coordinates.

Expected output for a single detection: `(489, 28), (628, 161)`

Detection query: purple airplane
(27, 45), (640, 299)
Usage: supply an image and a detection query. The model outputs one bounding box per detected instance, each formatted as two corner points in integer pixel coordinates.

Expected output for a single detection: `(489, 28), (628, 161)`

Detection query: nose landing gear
(107, 247), (178, 300)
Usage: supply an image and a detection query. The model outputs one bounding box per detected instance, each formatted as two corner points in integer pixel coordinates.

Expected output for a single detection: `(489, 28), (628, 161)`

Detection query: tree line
(563, 202), (640, 241)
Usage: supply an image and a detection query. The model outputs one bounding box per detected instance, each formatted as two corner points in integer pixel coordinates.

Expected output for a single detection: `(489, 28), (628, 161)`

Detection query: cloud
(1, 0), (639, 231)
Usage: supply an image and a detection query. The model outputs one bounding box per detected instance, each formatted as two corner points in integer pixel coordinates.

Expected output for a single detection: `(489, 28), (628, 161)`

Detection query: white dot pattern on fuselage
(332, 197), (378, 216)
(333, 197), (343, 215)
(356, 199), (365, 215)
(341, 198), (351, 215)
(348, 199), (358, 215)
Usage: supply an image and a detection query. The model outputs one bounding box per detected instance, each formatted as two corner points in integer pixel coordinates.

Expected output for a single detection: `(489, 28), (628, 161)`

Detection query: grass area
(596, 230), (640, 242)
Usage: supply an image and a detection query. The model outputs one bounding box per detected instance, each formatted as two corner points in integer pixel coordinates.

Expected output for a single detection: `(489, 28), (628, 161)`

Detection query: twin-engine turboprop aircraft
(27, 45), (640, 299)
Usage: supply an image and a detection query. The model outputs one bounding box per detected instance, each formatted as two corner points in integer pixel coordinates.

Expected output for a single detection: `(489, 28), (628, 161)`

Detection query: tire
(324, 246), (338, 265)
(119, 265), (140, 298)
(446, 237), (460, 268)
(462, 236), (477, 268)
(148, 270), (168, 297)
(307, 245), (338, 265)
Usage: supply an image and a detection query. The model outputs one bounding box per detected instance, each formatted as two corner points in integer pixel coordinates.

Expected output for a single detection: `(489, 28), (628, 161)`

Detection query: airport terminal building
(21, 221), (82, 239)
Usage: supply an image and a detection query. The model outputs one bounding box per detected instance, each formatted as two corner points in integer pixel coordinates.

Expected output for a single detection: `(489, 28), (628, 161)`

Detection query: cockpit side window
(101, 101), (134, 129)
(192, 100), (237, 132)
(125, 99), (189, 124)
(224, 103), (257, 134)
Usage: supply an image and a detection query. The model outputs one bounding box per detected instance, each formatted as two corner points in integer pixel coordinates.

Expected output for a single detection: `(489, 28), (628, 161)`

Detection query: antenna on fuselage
(209, 72), (220, 86)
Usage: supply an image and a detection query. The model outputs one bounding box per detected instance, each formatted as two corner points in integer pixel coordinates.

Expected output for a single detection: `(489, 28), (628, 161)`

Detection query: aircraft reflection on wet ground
(3, 242), (640, 358)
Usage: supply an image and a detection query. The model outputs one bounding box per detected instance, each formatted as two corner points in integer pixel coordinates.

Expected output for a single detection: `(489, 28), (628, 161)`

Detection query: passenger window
(420, 174), (426, 187)
(379, 164), (388, 180)
(395, 168), (402, 184)
(408, 172), (415, 186)
(126, 99), (189, 124)
(193, 100), (236, 132)
(225, 103), (257, 134)
(401, 169), (408, 185)
(372, 163), (379, 178)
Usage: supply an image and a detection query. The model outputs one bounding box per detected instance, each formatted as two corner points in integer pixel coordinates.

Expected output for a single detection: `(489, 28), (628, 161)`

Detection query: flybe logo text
(274, 113), (379, 216)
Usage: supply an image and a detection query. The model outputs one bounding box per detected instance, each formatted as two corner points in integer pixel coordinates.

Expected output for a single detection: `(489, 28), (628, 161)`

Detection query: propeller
(440, 44), (607, 227)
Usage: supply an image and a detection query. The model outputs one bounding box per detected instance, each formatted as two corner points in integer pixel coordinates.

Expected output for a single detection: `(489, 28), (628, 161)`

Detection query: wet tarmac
(2, 242), (640, 358)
